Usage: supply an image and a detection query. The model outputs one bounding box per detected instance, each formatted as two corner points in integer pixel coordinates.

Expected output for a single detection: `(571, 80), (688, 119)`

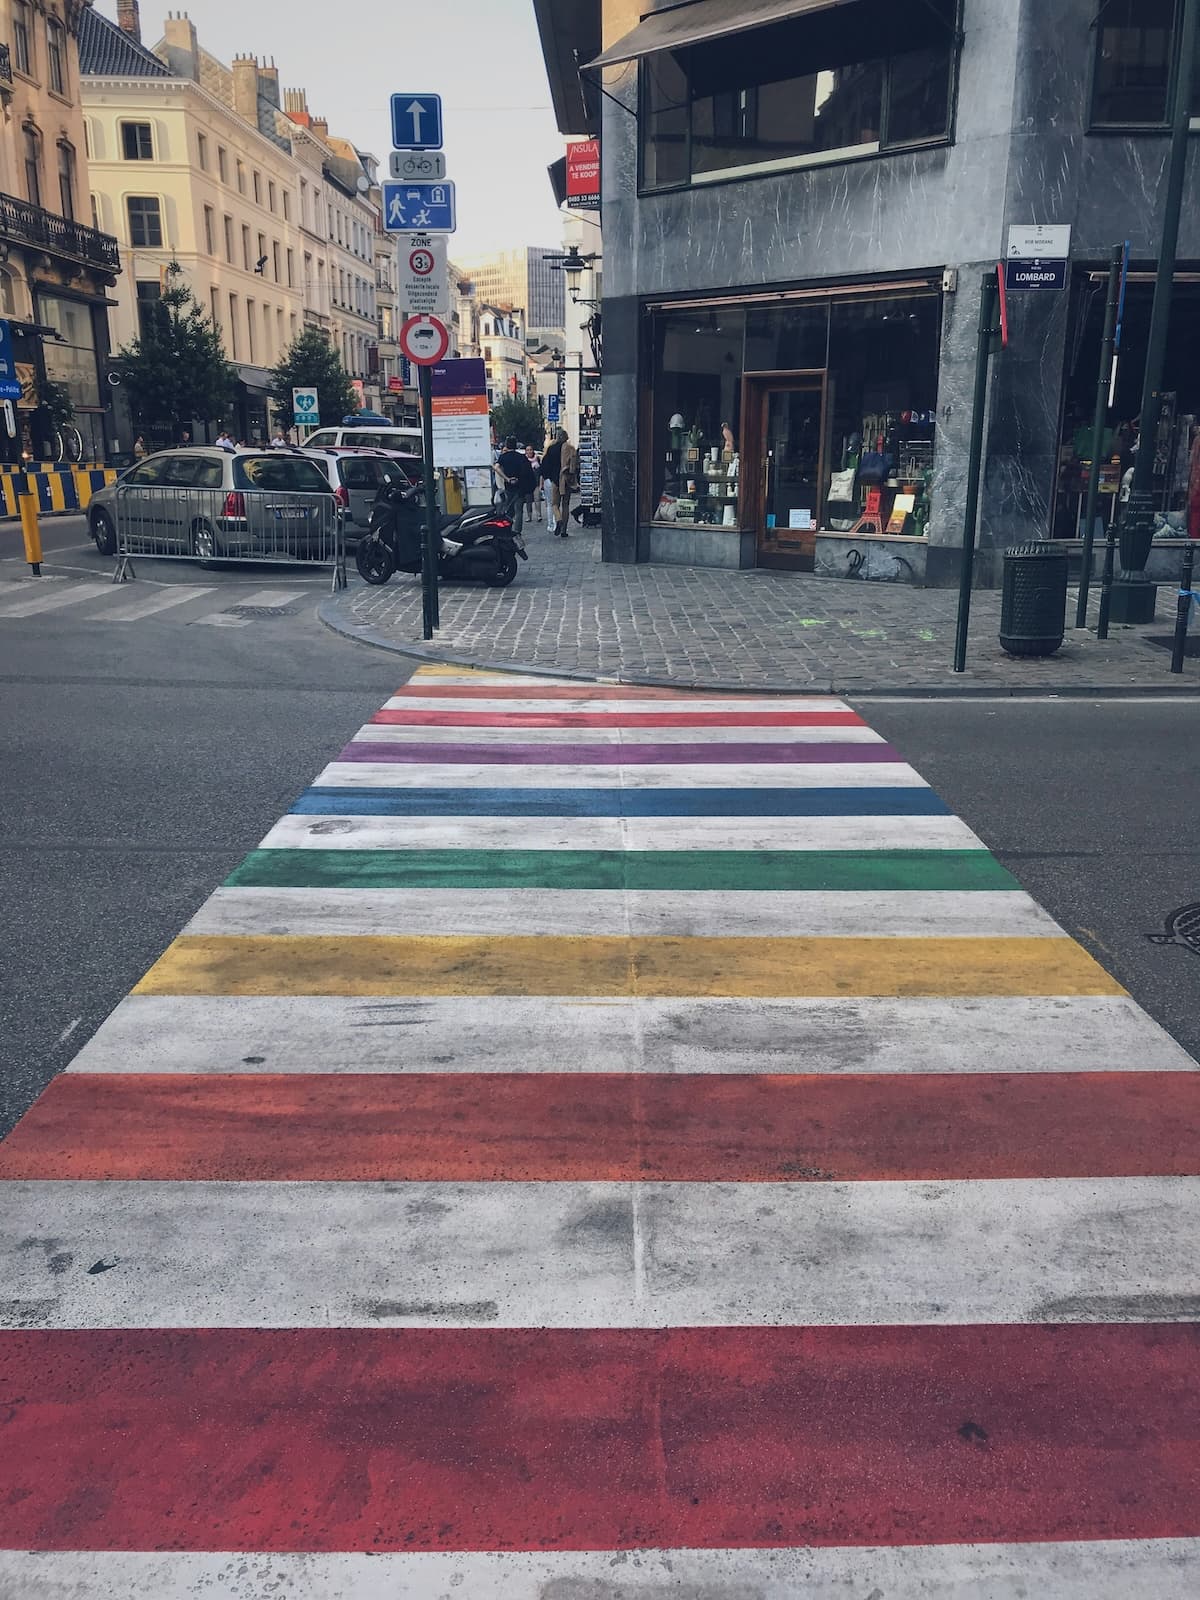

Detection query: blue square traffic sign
(382, 181), (456, 234)
(391, 93), (443, 151)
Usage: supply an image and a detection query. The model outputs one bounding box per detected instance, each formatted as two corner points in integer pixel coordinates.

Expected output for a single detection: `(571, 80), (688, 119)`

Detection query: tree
(490, 396), (546, 448)
(117, 262), (234, 438)
(268, 328), (358, 428)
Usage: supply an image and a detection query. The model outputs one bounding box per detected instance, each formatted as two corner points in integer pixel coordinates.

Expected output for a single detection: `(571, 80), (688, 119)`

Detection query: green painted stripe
(227, 849), (1017, 893)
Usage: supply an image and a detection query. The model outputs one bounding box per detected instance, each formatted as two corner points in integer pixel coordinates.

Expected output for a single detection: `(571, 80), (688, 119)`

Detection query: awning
(587, 0), (849, 69)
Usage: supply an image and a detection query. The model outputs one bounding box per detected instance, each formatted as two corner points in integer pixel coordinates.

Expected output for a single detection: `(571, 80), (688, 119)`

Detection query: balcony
(0, 191), (121, 274)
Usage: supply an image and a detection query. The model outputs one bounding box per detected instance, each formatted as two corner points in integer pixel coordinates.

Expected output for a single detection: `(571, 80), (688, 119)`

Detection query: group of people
(494, 429), (579, 537)
(131, 427), (293, 459)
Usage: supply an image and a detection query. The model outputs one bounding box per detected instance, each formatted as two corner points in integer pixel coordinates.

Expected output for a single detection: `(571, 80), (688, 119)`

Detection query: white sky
(97, 1), (569, 256)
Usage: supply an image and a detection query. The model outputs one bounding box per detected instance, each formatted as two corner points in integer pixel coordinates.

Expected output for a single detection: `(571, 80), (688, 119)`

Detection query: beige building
(0, 0), (121, 462)
(477, 302), (526, 407)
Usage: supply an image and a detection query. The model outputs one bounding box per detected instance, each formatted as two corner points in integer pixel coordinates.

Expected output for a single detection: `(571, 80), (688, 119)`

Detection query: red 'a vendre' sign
(566, 139), (600, 210)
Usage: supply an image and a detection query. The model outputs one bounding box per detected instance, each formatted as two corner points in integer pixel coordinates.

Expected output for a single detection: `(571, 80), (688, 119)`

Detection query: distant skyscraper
(454, 247), (565, 335)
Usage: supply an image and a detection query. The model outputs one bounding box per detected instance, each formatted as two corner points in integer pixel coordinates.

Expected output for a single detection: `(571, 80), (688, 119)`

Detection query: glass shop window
(640, 0), (957, 191)
(650, 310), (745, 527)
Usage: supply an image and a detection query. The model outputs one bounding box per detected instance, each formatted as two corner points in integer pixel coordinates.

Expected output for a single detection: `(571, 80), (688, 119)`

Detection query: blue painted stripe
(292, 786), (952, 819)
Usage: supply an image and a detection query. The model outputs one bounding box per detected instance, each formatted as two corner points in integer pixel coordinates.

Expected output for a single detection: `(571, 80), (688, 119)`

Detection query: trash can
(999, 541), (1068, 658)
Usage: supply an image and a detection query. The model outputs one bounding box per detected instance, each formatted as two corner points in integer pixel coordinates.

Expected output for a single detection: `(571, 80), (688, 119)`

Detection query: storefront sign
(566, 139), (600, 210)
(1006, 258), (1069, 292)
(430, 357), (490, 468)
(292, 385), (318, 425)
(387, 375), (404, 393)
(1007, 224), (1071, 260)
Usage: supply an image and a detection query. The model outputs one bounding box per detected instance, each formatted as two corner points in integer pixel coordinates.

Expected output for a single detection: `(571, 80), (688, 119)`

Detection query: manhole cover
(1147, 903), (1200, 954)
(226, 604), (298, 618)
(1142, 633), (1200, 657)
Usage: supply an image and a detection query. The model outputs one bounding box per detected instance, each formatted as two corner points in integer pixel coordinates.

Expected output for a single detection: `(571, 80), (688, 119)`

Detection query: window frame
(45, 15), (66, 96)
(121, 120), (155, 162)
(637, 6), (960, 196)
(217, 145), (228, 183)
(23, 123), (42, 208)
(126, 194), (164, 249)
(197, 131), (209, 170)
(57, 139), (75, 221)
(12, 0), (33, 78)
(1087, 0), (1200, 131)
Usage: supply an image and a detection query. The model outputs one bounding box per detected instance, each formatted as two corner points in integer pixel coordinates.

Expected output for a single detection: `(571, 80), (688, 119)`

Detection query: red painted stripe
(2, 1325), (1197, 1551)
(371, 710), (866, 728)
(4, 1072), (1200, 1181)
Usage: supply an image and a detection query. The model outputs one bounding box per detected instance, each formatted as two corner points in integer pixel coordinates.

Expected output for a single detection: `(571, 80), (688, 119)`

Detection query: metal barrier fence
(113, 483), (346, 590)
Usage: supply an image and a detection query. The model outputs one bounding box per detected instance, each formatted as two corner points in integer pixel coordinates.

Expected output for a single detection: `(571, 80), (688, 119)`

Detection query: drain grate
(226, 604), (298, 618)
(1141, 633), (1200, 658)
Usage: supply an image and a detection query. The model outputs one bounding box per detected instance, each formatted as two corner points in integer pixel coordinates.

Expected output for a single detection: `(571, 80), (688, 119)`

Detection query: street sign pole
(953, 268), (1002, 674)
(417, 362), (440, 638)
(1076, 244), (1125, 628)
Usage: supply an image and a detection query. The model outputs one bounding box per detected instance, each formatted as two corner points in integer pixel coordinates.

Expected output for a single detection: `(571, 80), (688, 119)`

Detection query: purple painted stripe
(336, 741), (903, 765)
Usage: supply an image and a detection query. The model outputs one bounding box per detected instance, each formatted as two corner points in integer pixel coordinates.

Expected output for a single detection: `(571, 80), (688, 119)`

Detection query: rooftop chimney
(117, 0), (141, 41)
(159, 12), (199, 81)
(231, 54), (259, 124)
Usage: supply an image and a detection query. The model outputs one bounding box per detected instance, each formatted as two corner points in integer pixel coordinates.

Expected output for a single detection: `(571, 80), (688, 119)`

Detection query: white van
(305, 425), (423, 455)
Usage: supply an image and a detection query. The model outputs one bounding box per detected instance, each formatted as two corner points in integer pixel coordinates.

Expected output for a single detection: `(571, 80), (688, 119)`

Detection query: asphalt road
(2, 516), (1199, 1135)
(861, 695), (1200, 1061)
(0, 516), (406, 1136)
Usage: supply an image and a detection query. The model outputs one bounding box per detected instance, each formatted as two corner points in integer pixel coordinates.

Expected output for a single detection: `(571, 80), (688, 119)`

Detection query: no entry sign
(399, 314), (450, 367)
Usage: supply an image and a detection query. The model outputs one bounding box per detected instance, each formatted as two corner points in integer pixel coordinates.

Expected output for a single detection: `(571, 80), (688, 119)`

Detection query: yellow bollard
(443, 470), (464, 515)
(18, 490), (43, 576)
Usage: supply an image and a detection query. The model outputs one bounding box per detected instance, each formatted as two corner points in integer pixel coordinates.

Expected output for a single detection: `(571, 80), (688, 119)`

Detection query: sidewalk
(321, 523), (1200, 693)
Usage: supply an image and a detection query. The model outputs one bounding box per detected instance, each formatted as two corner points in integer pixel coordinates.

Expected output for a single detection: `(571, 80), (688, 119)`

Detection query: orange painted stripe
(4, 1072), (1200, 1181)
(370, 709), (866, 728)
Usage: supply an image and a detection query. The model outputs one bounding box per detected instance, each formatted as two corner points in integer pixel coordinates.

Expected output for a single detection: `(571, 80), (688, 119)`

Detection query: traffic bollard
(1170, 542), (1195, 674)
(18, 489), (43, 576)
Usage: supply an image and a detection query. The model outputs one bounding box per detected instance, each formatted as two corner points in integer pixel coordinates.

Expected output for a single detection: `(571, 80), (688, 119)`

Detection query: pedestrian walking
(132, 436), (147, 460)
(553, 428), (579, 538)
(523, 444), (543, 522)
(540, 432), (562, 534)
(214, 428), (235, 452)
(495, 435), (533, 535)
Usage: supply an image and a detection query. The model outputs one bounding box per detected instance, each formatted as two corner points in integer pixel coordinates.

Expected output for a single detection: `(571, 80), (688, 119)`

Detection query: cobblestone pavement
(321, 522), (1200, 693)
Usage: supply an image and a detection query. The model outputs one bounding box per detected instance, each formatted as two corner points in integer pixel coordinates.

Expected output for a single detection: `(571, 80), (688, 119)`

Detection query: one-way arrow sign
(390, 93), (443, 151)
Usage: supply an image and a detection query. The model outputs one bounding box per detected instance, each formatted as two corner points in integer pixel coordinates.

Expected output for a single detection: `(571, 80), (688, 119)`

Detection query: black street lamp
(543, 246), (601, 306)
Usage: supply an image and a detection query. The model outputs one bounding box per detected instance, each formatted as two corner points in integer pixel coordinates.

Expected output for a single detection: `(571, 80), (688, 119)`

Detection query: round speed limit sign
(409, 247), (435, 276)
(401, 235), (447, 317)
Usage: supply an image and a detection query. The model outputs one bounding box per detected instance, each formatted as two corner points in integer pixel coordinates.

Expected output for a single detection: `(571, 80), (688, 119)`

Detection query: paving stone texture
(321, 523), (1200, 693)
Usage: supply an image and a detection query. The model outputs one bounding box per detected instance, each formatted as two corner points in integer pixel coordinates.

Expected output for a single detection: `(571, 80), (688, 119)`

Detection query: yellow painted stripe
(1, 478), (16, 516)
(132, 934), (1125, 999)
(47, 473), (66, 512)
(72, 467), (93, 509)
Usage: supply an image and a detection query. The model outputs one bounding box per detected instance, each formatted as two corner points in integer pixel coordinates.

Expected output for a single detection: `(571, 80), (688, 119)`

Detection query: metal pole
(1097, 503), (1117, 639)
(1119, 0), (1199, 576)
(417, 361), (440, 639)
(1170, 541), (1195, 673)
(953, 269), (1000, 673)
(1076, 245), (1124, 626)
(17, 486), (42, 576)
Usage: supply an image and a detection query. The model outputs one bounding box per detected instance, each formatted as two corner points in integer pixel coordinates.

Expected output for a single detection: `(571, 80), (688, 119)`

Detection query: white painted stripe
(261, 812), (979, 852)
(3, 1541), (1197, 1599)
(2, 1176), (1194, 1328)
(192, 612), (251, 627)
(187, 886), (1060, 941)
(96, 584), (217, 622)
(315, 761), (928, 790)
(68, 993), (1196, 1077)
(355, 721), (888, 746)
(236, 588), (306, 607)
(383, 695), (852, 714)
(0, 580), (118, 619)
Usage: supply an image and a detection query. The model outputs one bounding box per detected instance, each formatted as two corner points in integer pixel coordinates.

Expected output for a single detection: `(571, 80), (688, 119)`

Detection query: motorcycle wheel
(487, 554), (518, 588)
(356, 537), (396, 586)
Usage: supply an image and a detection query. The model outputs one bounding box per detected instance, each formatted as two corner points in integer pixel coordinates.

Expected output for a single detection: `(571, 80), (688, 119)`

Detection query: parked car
(299, 448), (422, 545)
(88, 447), (336, 560)
(304, 425), (423, 455)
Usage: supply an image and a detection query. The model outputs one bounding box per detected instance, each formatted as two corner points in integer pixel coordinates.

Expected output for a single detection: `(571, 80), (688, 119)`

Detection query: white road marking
(186, 886), (1062, 940)
(314, 760), (929, 789)
(192, 612), (251, 628)
(236, 589), (307, 607)
(382, 695), (854, 714)
(354, 721), (888, 745)
(2, 1177), (1195, 1328)
(0, 580), (118, 618)
(96, 585), (217, 622)
(56, 1017), (80, 1045)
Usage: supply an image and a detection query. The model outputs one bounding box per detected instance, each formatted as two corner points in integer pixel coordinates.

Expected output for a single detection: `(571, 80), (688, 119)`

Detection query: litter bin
(999, 541), (1068, 657)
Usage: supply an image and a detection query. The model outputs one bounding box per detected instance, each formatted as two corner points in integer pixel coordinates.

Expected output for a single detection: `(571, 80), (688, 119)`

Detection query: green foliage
(489, 396), (546, 449)
(268, 328), (358, 427)
(40, 380), (75, 430)
(116, 262), (235, 432)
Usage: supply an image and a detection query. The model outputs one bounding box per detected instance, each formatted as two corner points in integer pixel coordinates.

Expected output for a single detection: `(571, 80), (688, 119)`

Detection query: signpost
(381, 181), (456, 234)
(430, 359), (490, 470)
(398, 234), (449, 317)
(291, 385), (318, 430)
(399, 314), (452, 639)
(390, 93), (443, 151)
(0, 320), (22, 401)
(547, 395), (560, 424)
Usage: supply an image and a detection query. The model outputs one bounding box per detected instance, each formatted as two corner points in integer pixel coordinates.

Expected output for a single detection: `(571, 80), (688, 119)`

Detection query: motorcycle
(355, 481), (527, 588)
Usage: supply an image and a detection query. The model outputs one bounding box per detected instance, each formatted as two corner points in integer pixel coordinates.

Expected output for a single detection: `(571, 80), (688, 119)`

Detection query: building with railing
(0, 0), (121, 463)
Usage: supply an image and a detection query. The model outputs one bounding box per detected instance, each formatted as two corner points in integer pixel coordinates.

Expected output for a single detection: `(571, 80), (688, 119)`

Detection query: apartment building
(0, 0), (121, 463)
(477, 302), (526, 406)
(456, 244), (565, 354)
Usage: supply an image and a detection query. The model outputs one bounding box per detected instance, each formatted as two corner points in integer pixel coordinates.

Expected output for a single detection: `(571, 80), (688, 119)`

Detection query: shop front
(643, 278), (942, 576)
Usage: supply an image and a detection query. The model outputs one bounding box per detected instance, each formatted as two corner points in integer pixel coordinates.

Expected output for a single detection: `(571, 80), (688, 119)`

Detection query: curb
(318, 595), (1200, 700)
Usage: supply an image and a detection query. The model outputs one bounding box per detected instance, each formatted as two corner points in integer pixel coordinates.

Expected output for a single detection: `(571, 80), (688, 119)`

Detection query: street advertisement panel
(430, 358), (490, 469)
(566, 139), (600, 210)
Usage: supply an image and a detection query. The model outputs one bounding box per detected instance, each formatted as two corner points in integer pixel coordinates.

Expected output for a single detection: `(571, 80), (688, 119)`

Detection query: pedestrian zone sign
(292, 386), (319, 425)
(382, 181), (456, 234)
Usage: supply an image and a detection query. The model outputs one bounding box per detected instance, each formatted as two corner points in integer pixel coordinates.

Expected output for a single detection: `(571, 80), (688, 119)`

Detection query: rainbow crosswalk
(1, 665), (1199, 1593)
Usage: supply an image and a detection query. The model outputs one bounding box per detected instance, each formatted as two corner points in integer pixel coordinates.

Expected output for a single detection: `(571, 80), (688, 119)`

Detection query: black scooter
(355, 481), (527, 588)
